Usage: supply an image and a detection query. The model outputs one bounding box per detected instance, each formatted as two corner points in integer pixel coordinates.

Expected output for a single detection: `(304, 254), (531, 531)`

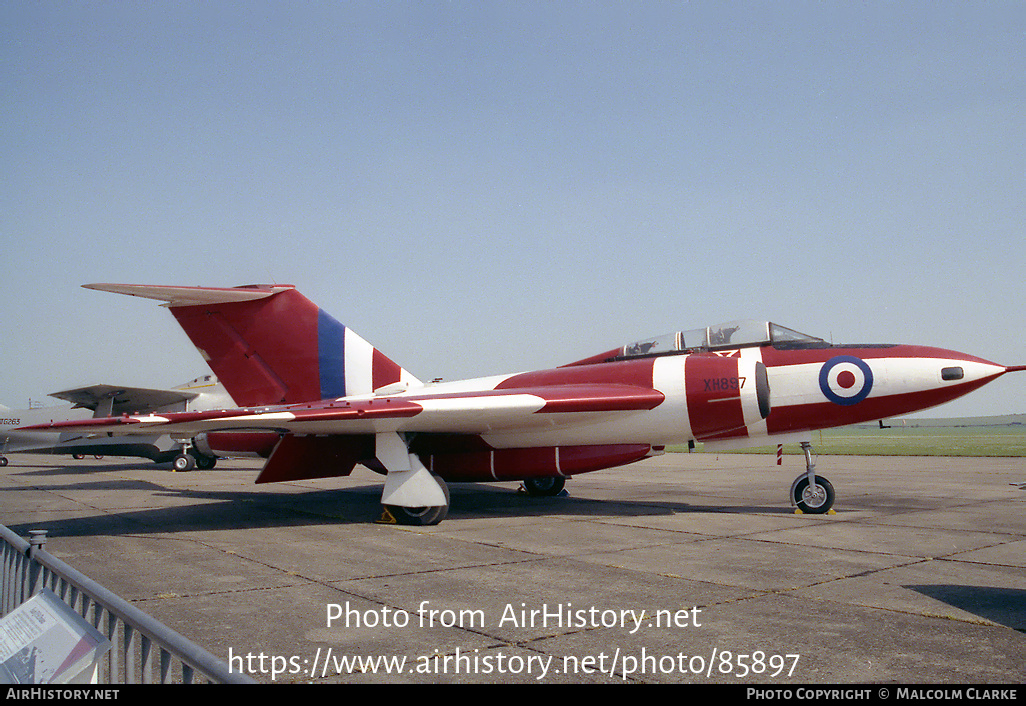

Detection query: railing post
(27, 530), (48, 596)
(28, 530), (47, 552)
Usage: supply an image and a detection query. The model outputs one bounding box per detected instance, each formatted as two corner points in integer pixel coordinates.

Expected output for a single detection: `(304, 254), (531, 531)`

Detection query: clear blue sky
(3, 1), (1024, 417)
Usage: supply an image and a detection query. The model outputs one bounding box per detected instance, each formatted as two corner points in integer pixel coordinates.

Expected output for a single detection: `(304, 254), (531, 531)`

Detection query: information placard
(0, 589), (110, 684)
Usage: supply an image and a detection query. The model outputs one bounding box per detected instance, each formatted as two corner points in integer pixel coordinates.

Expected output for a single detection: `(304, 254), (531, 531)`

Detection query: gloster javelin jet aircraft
(19, 284), (1024, 525)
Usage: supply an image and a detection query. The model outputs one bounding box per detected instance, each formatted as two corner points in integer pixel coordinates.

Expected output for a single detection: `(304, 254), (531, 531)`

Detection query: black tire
(195, 454), (217, 470)
(523, 477), (566, 497)
(172, 454), (196, 472)
(386, 504), (448, 526)
(0, 457), (7, 467)
(385, 475), (449, 525)
(792, 476), (835, 514)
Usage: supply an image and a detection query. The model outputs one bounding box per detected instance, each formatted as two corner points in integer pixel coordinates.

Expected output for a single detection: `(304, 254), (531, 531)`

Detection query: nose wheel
(790, 441), (835, 514)
(792, 474), (835, 513)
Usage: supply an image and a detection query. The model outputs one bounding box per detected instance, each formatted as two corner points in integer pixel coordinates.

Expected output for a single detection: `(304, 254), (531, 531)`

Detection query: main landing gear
(521, 477), (567, 497)
(790, 441), (835, 514)
(377, 433), (451, 526)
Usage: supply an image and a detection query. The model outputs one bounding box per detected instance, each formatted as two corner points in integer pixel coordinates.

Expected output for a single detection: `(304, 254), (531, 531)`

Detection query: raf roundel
(819, 355), (874, 406)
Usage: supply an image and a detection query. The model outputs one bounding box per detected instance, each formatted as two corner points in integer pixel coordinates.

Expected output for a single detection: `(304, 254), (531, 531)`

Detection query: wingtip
(80, 283), (293, 307)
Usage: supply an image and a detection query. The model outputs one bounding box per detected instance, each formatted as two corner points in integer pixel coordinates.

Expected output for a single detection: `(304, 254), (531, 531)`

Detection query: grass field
(672, 419), (1026, 457)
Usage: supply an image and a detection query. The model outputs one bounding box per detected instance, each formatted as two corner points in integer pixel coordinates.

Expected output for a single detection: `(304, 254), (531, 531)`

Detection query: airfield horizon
(683, 415), (1026, 458)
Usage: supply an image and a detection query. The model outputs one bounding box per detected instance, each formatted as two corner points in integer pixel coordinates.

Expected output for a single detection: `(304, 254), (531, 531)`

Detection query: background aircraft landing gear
(790, 441), (835, 514)
(171, 448), (217, 472)
(384, 475), (450, 526)
(172, 453), (196, 472)
(194, 453), (216, 470)
(0, 456), (7, 467)
(521, 477), (566, 497)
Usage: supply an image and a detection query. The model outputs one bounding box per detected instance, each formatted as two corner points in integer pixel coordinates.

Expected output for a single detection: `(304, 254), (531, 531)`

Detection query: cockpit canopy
(620, 320), (824, 359)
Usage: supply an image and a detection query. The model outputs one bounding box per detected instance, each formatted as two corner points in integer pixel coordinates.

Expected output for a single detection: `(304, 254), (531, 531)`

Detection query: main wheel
(385, 475), (450, 526)
(522, 477), (566, 497)
(0, 457), (7, 467)
(792, 475), (835, 514)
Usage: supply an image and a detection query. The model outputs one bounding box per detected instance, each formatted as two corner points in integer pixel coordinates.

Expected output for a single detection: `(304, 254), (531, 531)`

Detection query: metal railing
(1, 524), (254, 684)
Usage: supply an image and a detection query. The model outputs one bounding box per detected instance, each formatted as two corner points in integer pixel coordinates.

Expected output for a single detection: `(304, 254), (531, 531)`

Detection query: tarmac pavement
(2, 451), (1023, 684)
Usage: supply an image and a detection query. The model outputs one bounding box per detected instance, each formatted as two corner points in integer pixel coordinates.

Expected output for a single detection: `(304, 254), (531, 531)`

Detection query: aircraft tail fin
(84, 284), (421, 407)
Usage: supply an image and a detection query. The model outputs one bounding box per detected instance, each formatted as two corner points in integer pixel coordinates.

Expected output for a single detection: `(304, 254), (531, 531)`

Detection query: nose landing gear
(790, 441), (835, 514)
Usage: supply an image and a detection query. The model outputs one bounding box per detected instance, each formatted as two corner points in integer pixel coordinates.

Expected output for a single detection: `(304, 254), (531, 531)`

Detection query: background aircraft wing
(49, 384), (199, 416)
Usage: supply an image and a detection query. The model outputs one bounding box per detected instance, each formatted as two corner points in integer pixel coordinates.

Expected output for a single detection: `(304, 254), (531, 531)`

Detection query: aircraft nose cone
(937, 354), (1005, 385)
(858, 345), (1008, 415)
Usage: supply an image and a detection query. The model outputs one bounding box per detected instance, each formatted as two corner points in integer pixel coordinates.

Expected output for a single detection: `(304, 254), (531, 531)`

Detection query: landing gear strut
(790, 441), (835, 514)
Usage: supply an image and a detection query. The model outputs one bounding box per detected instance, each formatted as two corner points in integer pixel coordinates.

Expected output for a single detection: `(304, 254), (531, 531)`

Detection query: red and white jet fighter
(19, 284), (1024, 525)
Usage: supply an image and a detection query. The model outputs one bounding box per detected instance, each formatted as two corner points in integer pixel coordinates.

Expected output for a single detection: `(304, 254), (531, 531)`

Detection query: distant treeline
(858, 414), (1026, 428)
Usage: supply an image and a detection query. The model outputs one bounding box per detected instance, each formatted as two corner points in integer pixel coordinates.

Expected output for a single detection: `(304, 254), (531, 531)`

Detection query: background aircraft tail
(84, 284), (421, 407)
